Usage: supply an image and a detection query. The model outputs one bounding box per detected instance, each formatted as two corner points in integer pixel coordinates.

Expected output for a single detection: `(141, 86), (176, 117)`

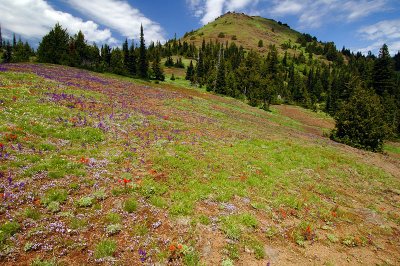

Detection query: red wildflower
(169, 244), (176, 252)
(331, 211), (337, 218)
(177, 244), (183, 250)
(0, 143), (3, 149)
(79, 157), (89, 164)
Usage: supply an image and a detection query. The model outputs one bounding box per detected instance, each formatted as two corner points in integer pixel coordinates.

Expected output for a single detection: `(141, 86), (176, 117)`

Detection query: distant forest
(1, 24), (399, 152)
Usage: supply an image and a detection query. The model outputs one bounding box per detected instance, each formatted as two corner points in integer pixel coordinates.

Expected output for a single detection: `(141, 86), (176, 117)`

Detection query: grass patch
(123, 197), (138, 213)
(94, 239), (117, 259)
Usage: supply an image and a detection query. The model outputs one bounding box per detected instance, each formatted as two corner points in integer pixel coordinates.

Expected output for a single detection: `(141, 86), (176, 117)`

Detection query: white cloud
(270, 0), (304, 16)
(201, 0), (226, 24)
(268, 0), (388, 28)
(186, 0), (259, 25)
(67, 0), (165, 43)
(0, 0), (115, 44)
(358, 19), (400, 55)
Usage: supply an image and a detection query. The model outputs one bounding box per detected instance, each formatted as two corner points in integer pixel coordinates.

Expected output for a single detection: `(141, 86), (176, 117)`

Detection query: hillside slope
(0, 64), (399, 265)
(182, 12), (302, 55)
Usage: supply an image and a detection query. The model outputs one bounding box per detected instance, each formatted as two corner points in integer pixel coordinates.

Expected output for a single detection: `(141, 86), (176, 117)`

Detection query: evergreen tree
(0, 25), (2, 49)
(2, 41), (12, 63)
(165, 55), (174, 67)
(69, 31), (87, 66)
(152, 51), (164, 81)
(185, 60), (194, 81)
(373, 44), (395, 96)
(394, 51), (400, 71)
(215, 53), (226, 94)
(196, 51), (205, 86)
(37, 23), (70, 64)
(101, 44), (112, 69)
(122, 38), (129, 70)
(331, 87), (386, 152)
(110, 48), (124, 75)
(128, 43), (137, 76)
(13, 33), (16, 47)
(138, 24), (149, 78)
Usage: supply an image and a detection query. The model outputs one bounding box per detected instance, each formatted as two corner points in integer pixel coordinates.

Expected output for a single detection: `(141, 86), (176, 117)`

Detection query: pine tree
(0, 25), (2, 49)
(138, 24), (149, 78)
(185, 60), (194, 81)
(13, 33), (16, 47)
(37, 23), (70, 64)
(101, 44), (112, 68)
(128, 43), (137, 76)
(196, 51), (205, 86)
(331, 86), (387, 152)
(394, 51), (400, 71)
(122, 38), (129, 71)
(110, 48), (124, 75)
(215, 50), (226, 94)
(2, 41), (12, 63)
(152, 51), (164, 81)
(373, 44), (395, 96)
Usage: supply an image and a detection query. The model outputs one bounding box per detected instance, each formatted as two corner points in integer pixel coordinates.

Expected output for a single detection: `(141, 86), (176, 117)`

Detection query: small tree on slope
(330, 86), (387, 152)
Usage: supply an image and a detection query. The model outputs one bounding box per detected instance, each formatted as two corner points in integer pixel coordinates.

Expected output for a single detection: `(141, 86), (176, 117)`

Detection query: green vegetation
(0, 49), (399, 264)
(94, 239), (117, 259)
(123, 197), (138, 213)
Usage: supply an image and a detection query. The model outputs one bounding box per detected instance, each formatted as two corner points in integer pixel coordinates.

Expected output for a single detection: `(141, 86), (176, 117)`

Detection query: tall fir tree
(122, 38), (129, 70)
(0, 24), (2, 49)
(37, 23), (70, 64)
(2, 41), (12, 63)
(215, 50), (226, 94)
(128, 42), (137, 76)
(331, 86), (387, 152)
(373, 44), (395, 96)
(13, 33), (16, 47)
(196, 50), (205, 86)
(152, 51), (164, 81)
(138, 24), (149, 78)
(185, 60), (194, 81)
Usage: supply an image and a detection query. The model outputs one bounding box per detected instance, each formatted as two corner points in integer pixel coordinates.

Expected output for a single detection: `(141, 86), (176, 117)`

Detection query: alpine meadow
(1, 1), (400, 266)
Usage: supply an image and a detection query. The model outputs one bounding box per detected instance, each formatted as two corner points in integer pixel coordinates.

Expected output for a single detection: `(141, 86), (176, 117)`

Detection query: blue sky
(0, 0), (399, 55)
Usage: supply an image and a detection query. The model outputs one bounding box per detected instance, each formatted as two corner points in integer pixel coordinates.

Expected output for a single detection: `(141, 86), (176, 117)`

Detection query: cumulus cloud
(269, 0), (387, 28)
(0, 0), (115, 44)
(67, 0), (165, 43)
(358, 19), (400, 54)
(186, 0), (259, 24)
(187, 0), (389, 28)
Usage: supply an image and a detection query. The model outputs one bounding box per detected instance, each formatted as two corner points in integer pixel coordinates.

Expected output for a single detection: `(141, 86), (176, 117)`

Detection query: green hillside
(182, 12), (307, 55)
(0, 63), (399, 265)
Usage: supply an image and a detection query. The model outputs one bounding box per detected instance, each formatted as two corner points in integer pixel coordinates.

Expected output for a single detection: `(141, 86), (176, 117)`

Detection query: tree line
(1, 23), (399, 151)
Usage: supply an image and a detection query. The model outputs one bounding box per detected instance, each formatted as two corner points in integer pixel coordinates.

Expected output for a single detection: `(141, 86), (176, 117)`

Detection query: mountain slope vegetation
(0, 64), (399, 265)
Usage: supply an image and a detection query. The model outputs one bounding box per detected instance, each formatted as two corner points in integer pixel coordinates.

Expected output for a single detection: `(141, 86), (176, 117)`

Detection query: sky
(0, 0), (399, 55)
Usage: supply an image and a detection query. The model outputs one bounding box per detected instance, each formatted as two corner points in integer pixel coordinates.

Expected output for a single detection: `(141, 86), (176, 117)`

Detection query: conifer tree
(37, 23), (70, 64)
(0, 25), (2, 49)
(215, 51), (226, 94)
(373, 44), (395, 96)
(13, 33), (16, 47)
(394, 51), (400, 71)
(128, 43), (137, 76)
(152, 51), (164, 81)
(138, 24), (149, 78)
(185, 60), (194, 81)
(331, 86), (386, 151)
(196, 51), (205, 86)
(2, 41), (12, 63)
(110, 48), (124, 75)
(122, 38), (129, 70)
